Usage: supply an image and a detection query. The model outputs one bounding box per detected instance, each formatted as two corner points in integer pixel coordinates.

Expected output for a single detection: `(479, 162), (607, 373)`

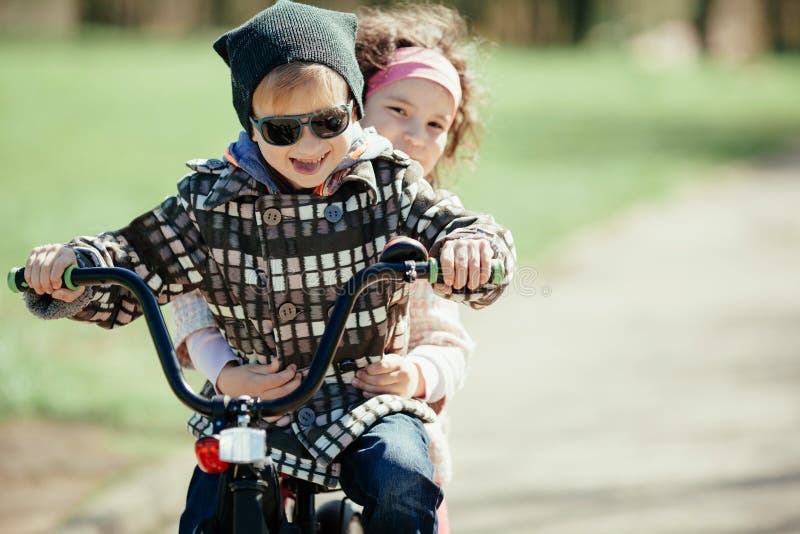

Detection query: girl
(355, 7), (486, 532)
(174, 5), (486, 532)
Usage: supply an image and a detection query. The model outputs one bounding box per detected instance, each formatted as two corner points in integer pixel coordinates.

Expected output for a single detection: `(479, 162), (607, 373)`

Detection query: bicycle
(9, 237), (502, 534)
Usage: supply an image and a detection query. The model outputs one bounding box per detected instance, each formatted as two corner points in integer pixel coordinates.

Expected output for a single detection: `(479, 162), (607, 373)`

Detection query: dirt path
(3, 151), (799, 533)
(0, 419), (132, 534)
(447, 150), (800, 533)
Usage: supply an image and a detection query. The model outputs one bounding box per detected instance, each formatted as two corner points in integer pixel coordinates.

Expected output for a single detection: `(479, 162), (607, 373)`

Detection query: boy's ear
(353, 93), (364, 121)
(350, 95), (359, 122)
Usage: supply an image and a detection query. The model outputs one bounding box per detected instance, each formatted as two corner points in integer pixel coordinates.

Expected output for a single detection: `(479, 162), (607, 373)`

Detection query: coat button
(324, 204), (343, 223)
(337, 359), (357, 374)
(206, 158), (225, 170)
(277, 302), (297, 322)
(297, 407), (316, 429)
(263, 208), (282, 226)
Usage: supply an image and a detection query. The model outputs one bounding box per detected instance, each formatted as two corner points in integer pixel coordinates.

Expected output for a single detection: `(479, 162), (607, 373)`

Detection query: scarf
(222, 123), (392, 197)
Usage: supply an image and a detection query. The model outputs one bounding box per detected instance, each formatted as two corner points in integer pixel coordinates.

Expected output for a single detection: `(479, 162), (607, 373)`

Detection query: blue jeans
(179, 413), (442, 534)
(339, 413), (442, 533)
(179, 464), (220, 533)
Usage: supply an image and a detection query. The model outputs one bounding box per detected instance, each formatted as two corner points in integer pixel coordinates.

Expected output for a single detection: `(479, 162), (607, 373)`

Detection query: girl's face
(362, 78), (454, 177)
(251, 82), (355, 190)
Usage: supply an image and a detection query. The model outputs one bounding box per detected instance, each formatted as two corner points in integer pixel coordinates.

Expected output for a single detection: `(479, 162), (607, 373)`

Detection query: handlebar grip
(7, 265), (80, 294)
(427, 258), (505, 286)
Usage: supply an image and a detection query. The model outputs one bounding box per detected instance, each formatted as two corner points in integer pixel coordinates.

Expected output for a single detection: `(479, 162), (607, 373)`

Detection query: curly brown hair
(355, 3), (485, 188)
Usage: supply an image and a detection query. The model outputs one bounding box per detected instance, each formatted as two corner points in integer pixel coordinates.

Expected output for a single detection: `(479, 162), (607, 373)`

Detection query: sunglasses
(250, 101), (353, 146)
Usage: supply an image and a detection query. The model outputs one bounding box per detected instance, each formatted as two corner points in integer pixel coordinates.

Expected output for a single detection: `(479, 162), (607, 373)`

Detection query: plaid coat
(61, 149), (514, 487)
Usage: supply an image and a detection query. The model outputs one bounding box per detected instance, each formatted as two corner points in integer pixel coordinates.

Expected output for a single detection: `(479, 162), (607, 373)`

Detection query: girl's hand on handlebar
(24, 244), (85, 302)
(438, 238), (494, 292)
(352, 354), (425, 399)
(216, 359), (302, 422)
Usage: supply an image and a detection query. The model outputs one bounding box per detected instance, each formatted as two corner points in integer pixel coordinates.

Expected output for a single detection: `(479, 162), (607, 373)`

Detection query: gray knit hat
(213, 0), (364, 133)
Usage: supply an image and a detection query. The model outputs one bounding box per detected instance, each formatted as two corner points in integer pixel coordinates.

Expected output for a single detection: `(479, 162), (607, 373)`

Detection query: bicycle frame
(9, 239), (501, 533)
(65, 263), (426, 534)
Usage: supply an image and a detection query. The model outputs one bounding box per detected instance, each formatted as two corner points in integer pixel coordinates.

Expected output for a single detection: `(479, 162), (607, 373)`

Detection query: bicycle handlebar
(8, 251), (502, 419)
(8, 258), (503, 295)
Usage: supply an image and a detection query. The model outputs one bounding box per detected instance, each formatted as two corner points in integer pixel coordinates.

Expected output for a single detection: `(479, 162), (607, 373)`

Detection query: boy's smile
(251, 83), (354, 191)
(291, 153), (330, 175)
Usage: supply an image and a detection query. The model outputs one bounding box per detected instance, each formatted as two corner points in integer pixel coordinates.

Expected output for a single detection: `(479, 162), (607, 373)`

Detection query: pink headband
(366, 46), (462, 119)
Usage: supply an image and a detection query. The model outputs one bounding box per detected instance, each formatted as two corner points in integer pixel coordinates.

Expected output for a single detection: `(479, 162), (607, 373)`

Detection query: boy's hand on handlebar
(352, 354), (425, 399)
(438, 238), (494, 291)
(216, 359), (302, 422)
(24, 244), (85, 302)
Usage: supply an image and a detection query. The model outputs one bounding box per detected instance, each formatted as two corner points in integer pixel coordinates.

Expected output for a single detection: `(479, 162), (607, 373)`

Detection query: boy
(23, 2), (514, 532)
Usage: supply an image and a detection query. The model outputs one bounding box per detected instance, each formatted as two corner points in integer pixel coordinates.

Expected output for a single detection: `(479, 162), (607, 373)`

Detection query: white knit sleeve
(186, 328), (240, 390)
(171, 290), (218, 349)
(405, 281), (475, 403)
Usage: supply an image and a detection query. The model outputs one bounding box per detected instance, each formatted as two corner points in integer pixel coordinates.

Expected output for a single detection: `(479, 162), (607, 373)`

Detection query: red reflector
(195, 437), (230, 474)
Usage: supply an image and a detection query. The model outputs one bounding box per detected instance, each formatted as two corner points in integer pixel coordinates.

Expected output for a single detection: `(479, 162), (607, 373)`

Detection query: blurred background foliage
(3, 0), (800, 59)
(1, 0), (799, 449)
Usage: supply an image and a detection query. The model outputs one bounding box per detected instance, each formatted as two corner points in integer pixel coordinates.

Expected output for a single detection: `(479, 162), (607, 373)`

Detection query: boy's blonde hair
(356, 3), (485, 187)
(252, 62), (350, 119)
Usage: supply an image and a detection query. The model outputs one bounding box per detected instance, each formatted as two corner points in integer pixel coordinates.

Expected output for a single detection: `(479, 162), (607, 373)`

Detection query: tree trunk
(705, 0), (772, 61)
(0, 0), (79, 35)
(141, 0), (212, 34)
(481, 0), (535, 43)
(569, 0), (594, 43)
(771, 0), (800, 50)
(479, 0), (590, 45)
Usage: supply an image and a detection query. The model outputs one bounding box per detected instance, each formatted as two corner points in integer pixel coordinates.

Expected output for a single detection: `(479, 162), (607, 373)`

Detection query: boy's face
(362, 78), (453, 177)
(251, 81), (355, 190)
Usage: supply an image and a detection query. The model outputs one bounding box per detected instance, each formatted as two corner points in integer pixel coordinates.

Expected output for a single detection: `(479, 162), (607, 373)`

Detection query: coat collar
(198, 157), (382, 209)
(197, 124), (391, 209)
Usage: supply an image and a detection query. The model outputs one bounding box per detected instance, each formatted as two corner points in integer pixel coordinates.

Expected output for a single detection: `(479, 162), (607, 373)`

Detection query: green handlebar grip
(8, 264), (79, 293)
(428, 258), (504, 285)
(7, 268), (22, 293)
(490, 259), (505, 285)
(63, 264), (79, 290)
(427, 258), (439, 284)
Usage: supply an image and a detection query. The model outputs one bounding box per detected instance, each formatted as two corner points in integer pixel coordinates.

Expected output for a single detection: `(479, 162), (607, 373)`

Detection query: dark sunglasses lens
(310, 107), (349, 138)
(263, 119), (301, 145)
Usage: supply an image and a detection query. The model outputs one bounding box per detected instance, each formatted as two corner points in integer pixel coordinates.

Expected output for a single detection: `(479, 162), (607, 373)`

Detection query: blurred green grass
(463, 47), (800, 261)
(1, 33), (799, 441)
